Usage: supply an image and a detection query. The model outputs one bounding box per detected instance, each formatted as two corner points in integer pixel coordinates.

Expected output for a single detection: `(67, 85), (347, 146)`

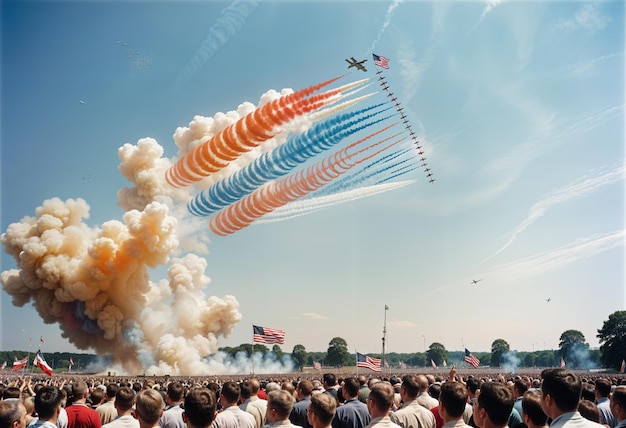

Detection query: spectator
(323, 376), (338, 402)
(30, 386), (64, 428)
(102, 387), (138, 428)
(416, 377), (438, 410)
(578, 401), (602, 425)
(521, 391), (548, 428)
(181, 389), (217, 428)
(239, 379), (267, 428)
(609, 386), (626, 428)
(438, 382), (472, 428)
(97, 385), (119, 425)
(472, 382), (514, 428)
(159, 383), (184, 428)
(364, 382), (400, 428)
(307, 393), (336, 428)
(595, 380), (617, 428)
(135, 390), (163, 428)
(390, 375), (436, 428)
(290, 380), (313, 428)
(66, 381), (102, 428)
(332, 377), (370, 428)
(358, 377), (370, 405)
(262, 390), (299, 428)
(0, 399), (27, 428)
(512, 381), (529, 418)
(212, 382), (255, 428)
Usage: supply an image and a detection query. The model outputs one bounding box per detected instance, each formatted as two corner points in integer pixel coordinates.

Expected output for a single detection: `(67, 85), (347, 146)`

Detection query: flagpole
(355, 349), (358, 376)
(251, 325), (255, 375)
(382, 305), (388, 374)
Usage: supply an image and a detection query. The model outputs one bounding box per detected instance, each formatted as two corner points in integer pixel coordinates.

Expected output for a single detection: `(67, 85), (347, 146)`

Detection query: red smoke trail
(209, 128), (404, 236)
(165, 76), (345, 188)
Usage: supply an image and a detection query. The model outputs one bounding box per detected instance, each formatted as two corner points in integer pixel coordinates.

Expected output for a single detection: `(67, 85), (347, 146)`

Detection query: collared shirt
(212, 405), (256, 428)
(549, 412), (605, 428)
(390, 399), (436, 428)
(261, 420), (302, 428)
(365, 416), (402, 428)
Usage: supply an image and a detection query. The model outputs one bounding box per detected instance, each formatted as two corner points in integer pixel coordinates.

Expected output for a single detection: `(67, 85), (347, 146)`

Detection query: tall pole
(382, 305), (388, 371)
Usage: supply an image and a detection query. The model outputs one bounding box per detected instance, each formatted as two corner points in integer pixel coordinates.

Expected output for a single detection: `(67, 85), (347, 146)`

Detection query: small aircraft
(417, 150), (424, 155)
(346, 57), (367, 72)
(426, 173), (433, 178)
(429, 178), (436, 183)
(546, 298), (551, 302)
(381, 83), (390, 91)
(470, 279), (483, 284)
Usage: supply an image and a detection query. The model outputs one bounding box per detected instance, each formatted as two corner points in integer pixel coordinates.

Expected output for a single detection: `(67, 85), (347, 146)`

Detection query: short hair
(540, 369), (581, 412)
(514, 380), (528, 396)
(183, 388), (217, 428)
(368, 382), (395, 413)
(135, 389), (163, 425)
(297, 380), (314, 396)
(267, 390), (294, 419)
(35, 386), (64, 420)
(581, 384), (595, 401)
(401, 375), (420, 398)
(521, 391), (547, 426)
(595, 379), (611, 397)
(248, 379), (260, 394)
(612, 386), (626, 409)
(440, 382), (468, 418)
(323, 374), (336, 387)
(416, 375), (429, 391)
(220, 382), (240, 404)
(309, 392), (336, 425)
(2, 387), (21, 400)
(342, 378), (360, 397)
(167, 382), (184, 402)
(114, 387), (135, 412)
(72, 381), (89, 399)
(466, 378), (481, 394)
(578, 400), (600, 423)
(88, 388), (104, 406)
(429, 383), (441, 400)
(0, 400), (25, 428)
(476, 382), (514, 426)
(105, 383), (119, 400)
(240, 381), (252, 400)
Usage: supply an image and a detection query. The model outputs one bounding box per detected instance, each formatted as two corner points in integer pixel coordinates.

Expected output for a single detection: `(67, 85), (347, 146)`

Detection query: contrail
(366, 0), (405, 56)
(173, 0), (260, 90)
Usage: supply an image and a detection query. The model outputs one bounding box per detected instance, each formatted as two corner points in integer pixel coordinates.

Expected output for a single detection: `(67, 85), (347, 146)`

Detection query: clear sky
(1, 0), (624, 374)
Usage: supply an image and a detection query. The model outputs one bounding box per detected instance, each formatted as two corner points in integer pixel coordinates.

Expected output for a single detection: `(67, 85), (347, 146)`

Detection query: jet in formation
(346, 57), (367, 72)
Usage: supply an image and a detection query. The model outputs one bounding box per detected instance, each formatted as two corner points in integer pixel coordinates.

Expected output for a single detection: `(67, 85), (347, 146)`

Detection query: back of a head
(466, 378), (481, 395)
(136, 389), (164, 426)
(514, 380), (528, 396)
(521, 391), (548, 426)
(265, 382), (280, 394)
(401, 375), (419, 399)
(167, 382), (184, 402)
(183, 388), (217, 428)
(323, 373), (336, 387)
(595, 378), (611, 398)
(2, 387), (21, 400)
(297, 380), (314, 397)
(343, 378), (360, 398)
(240, 381), (252, 400)
(429, 383), (441, 400)
(577, 400), (600, 423)
(248, 378), (260, 395)
(267, 390), (295, 420)
(477, 381), (514, 427)
(310, 392), (336, 426)
(440, 382), (468, 419)
(72, 381), (89, 400)
(612, 386), (626, 409)
(416, 375), (429, 392)
(106, 383), (119, 400)
(0, 399), (25, 428)
(35, 386), (63, 420)
(540, 369), (581, 413)
(220, 382), (240, 404)
(368, 382), (395, 413)
(115, 387), (136, 412)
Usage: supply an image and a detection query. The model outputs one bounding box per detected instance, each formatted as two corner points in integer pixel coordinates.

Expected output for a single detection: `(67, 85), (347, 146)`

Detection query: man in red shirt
(66, 381), (102, 428)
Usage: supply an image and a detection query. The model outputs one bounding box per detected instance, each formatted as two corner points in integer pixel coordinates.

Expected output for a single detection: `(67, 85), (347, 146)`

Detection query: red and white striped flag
(253, 325), (285, 344)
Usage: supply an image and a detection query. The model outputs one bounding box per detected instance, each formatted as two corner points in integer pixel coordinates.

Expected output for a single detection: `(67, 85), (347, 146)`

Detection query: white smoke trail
(173, 0), (260, 90)
(366, 0), (405, 55)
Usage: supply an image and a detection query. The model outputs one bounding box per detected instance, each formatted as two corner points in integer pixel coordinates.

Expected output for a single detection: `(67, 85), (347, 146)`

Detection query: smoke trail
(501, 351), (521, 373)
(173, 0), (260, 90)
(366, 0), (405, 56)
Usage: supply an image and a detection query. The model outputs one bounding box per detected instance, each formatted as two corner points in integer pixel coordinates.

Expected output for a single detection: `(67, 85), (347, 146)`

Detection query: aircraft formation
(346, 57), (368, 72)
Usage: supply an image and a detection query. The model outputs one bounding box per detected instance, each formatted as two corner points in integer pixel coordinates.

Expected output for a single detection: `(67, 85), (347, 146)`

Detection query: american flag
(399, 360), (407, 369)
(372, 53), (390, 69)
(253, 325), (285, 344)
(464, 348), (480, 368)
(357, 352), (381, 372)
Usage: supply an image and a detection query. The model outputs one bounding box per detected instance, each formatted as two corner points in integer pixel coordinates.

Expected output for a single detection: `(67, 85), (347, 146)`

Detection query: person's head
(72, 381), (89, 401)
(429, 383), (441, 400)
(240, 381), (252, 400)
(114, 387), (135, 414)
(366, 382), (395, 417)
(297, 380), (314, 399)
(358, 375), (367, 387)
(513, 380), (528, 398)
(105, 383), (119, 402)
(219, 382), (240, 406)
(0, 400), (26, 428)
(439, 382), (468, 420)
(400, 375), (419, 400)
(135, 389), (164, 427)
(473, 381), (514, 428)
(166, 383), (184, 404)
(416, 375), (429, 392)
(342, 378), (360, 399)
(595, 378), (611, 399)
(610, 386), (626, 420)
(307, 392), (336, 427)
(577, 400), (600, 423)
(182, 388), (217, 428)
(540, 369), (581, 417)
(88, 388), (104, 407)
(266, 390), (294, 423)
(581, 384), (595, 401)
(467, 378), (481, 397)
(2, 388), (20, 400)
(521, 391), (548, 427)
(34, 386), (64, 421)
(323, 374), (336, 389)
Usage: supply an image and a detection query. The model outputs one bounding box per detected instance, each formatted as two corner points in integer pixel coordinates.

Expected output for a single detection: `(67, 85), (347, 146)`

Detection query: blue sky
(1, 0), (624, 373)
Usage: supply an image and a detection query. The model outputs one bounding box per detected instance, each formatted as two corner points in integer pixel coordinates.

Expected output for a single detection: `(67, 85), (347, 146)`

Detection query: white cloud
(552, 2), (609, 33)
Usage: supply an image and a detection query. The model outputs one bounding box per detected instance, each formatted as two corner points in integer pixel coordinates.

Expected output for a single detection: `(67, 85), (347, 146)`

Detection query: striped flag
(399, 360), (407, 369)
(357, 352), (381, 372)
(0, 361), (6, 370)
(253, 325), (285, 344)
(464, 348), (480, 368)
(431, 359), (437, 369)
(35, 351), (53, 376)
(13, 356), (28, 371)
(372, 53), (390, 69)
(620, 359), (625, 373)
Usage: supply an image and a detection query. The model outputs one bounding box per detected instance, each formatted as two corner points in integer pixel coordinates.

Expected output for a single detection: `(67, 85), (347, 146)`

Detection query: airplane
(79, 100), (86, 105)
(409, 130), (416, 136)
(424, 168), (431, 172)
(381, 83), (390, 91)
(470, 279), (483, 284)
(346, 57), (368, 72)
(417, 150), (424, 155)
(420, 157), (427, 162)
(429, 178), (436, 183)
(426, 173), (433, 178)
(546, 298), (551, 302)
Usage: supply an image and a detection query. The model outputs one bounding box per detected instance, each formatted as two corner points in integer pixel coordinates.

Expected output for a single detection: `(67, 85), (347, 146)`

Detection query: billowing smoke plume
(501, 351), (521, 373)
(2, 77), (418, 374)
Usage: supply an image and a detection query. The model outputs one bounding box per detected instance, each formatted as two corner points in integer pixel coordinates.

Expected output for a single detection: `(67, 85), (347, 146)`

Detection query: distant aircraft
(471, 279), (483, 284)
(417, 150), (424, 155)
(546, 297), (551, 302)
(79, 100), (86, 105)
(429, 178), (436, 183)
(346, 57), (367, 72)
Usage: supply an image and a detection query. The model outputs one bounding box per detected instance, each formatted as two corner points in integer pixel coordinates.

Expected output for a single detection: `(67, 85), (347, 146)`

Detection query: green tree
(426, 342), (449, 366)
(559, 329), (589, 368)
(491, 339), (510, 367)
(326, 337), (351, 367)
(291, 344), (307, 370)
(272, 345), (283, 361)
(597, 310), (626, 370)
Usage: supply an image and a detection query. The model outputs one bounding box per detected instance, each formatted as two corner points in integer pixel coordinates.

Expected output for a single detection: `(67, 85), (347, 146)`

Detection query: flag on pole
(357, 352), (381, 372)
(464, 348), (480, 368)
(560, 357), (566, 368)
(0, 361), (6, 370)
(34, 351), (53, 376)
(372, 53), (390, 69)
(399, 360), (407, 369)
(620, 359), (625, 374)
(313, 361), (321, 370)
(431, 359), (437, 369)
(443, 360), (447, 367)
(70, 357), (75, 365)
(384, 359), (390, 368)
(13, 356), (28, 371)
(252, 325), (285, 344)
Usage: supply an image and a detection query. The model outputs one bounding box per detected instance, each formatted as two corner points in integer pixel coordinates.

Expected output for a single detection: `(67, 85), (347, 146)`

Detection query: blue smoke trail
(188, 104), (394, 216)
